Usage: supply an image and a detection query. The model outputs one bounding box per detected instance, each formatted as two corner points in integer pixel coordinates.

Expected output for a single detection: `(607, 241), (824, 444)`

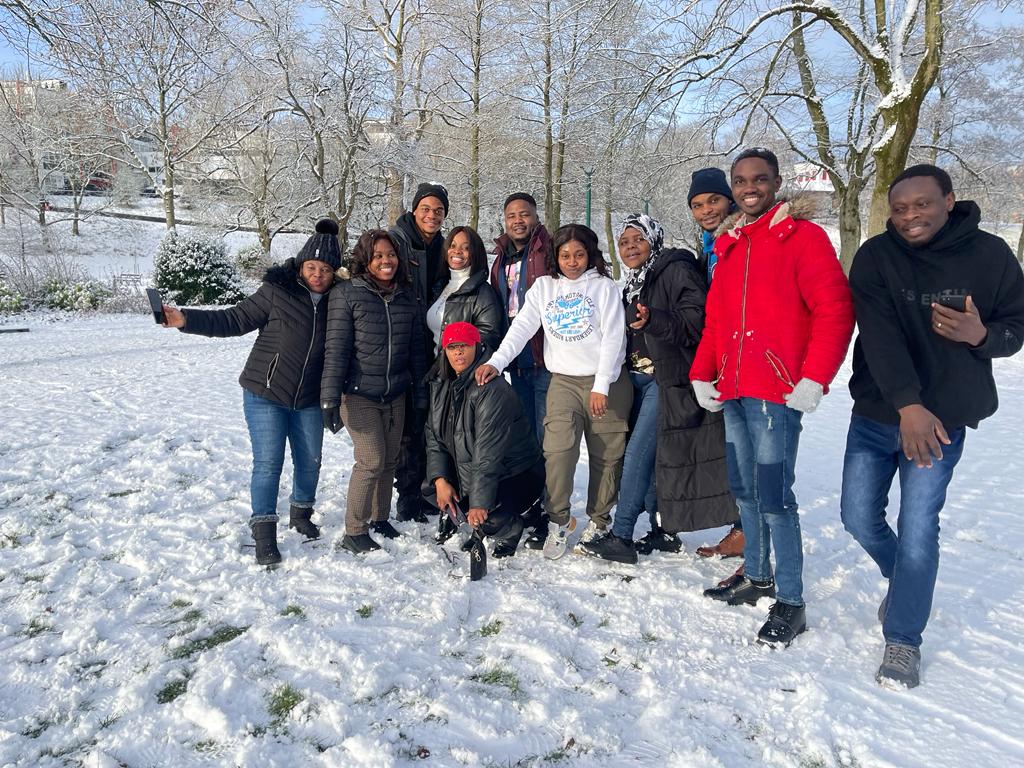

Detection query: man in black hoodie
(390, 182), (449, 522)
(842, 164), (1024, 688)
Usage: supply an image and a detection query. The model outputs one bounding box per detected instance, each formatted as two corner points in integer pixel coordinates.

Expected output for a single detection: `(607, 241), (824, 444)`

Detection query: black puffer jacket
(627, 248), (737, 533)
(320, 274), (427, 407)
(179, 258), (329, 410)
(391, 212), (444, 309)
(434, 270), (505, 353)
(424, 348), (541, 510)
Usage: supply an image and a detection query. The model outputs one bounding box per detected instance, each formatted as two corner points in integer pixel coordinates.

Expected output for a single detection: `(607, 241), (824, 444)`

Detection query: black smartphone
(146, 288), (164, 324)
(936, 294), (967, 313)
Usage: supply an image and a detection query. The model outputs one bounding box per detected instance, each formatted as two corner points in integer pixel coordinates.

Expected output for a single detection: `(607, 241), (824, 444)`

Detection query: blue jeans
(242, 389), (324, 523)
(840, 415), (965, 648)
(612, 372), (659, 539)
(510, 365), (552, 444)
(723, 398), (804, 605)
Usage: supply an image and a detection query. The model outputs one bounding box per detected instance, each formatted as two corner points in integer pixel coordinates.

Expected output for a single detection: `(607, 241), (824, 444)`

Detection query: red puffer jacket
(690, 199), (854, 405)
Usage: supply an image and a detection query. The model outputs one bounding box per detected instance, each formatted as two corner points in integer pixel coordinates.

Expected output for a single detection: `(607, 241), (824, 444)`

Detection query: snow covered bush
(234, 243), (272, 280)
(154, 232), (243, 306)
(41, 279), (112, 311)
(0, 280), (25, 312)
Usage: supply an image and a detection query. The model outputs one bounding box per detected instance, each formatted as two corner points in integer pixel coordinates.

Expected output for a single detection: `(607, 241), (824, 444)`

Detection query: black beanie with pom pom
(296, 218), (342, 270)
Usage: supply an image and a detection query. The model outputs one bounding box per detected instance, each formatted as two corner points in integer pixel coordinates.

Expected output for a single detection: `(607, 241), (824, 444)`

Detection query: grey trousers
(542, 371), (632, 527)
(341, 393), (406, 534)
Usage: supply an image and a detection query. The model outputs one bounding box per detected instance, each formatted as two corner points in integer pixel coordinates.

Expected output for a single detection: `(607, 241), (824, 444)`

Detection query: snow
(2, 313), (1024, 768)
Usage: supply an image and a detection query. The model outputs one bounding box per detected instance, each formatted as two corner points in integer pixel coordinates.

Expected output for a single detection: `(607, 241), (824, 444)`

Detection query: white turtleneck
(427, 266), (472, 349)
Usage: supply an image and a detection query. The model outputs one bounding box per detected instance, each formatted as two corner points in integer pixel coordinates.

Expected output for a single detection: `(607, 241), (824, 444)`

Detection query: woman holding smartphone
(161, 219), (340, 566)
(475, 224), (631, 560)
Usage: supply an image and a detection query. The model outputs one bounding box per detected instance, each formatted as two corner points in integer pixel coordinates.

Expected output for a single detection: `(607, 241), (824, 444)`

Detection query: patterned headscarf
(614, 213), (664, 305)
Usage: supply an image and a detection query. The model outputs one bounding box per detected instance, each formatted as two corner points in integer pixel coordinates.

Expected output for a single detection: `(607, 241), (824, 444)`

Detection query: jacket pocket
(764, 349), (795, 389)
(265, 353), (280, 389)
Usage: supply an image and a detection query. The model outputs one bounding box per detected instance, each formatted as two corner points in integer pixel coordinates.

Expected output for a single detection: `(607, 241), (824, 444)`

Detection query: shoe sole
(574, 545), (637, 565)
(756, 623), (807, 649)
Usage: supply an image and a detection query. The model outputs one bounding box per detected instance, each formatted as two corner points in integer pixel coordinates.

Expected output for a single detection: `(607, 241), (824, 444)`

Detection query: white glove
(692, 380), (724, 413)
(784, 378), (824, 413)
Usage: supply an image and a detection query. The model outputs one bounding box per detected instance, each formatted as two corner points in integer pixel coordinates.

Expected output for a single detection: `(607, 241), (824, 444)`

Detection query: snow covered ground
(1, 312), (1023, 768)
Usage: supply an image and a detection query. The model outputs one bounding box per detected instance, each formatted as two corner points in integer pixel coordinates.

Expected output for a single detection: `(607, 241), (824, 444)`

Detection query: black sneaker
(703, 575), (776, 606)
(635, 528), (683, 555)
(341, 533), (381, 554)
(370, 520), (402, 539)
(757, 601), (807, 648)
(578, 532), (638, 564)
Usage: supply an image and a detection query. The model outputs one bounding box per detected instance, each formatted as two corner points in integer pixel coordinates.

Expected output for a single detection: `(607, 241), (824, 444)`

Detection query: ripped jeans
(722, 398), (804, 606)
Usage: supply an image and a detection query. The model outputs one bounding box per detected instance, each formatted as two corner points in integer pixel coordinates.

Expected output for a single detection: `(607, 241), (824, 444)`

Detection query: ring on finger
(936, 321), (942, 328)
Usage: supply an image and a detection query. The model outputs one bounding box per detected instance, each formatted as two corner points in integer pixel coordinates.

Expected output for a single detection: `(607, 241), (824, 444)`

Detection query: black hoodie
(848, 201), (1024, 430)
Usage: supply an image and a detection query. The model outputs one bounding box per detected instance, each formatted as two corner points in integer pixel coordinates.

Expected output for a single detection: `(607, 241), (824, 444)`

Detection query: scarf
(614, 213), (664, 305)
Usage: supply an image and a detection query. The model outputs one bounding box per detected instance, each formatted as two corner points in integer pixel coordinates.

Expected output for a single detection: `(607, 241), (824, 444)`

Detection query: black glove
(321, 404), (342, 434)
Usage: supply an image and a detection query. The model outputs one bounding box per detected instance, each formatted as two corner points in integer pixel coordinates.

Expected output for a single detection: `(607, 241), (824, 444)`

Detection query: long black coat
(180, 258), (329, 410)
(628, 248), (737, 533)
(435, 270), (505, 353)
(320, 275), (427, 407)
(424, 350), (541, 511)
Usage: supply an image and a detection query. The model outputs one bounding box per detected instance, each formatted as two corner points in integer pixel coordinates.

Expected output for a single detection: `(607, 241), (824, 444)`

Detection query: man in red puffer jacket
(691, 147), (854, 648)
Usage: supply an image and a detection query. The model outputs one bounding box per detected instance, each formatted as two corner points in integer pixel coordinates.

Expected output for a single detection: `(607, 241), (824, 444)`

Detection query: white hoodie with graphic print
(487, 267), (626, 395)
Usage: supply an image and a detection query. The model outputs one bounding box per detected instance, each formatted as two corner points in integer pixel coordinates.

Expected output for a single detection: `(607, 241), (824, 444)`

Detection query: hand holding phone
(931, 294), (987, 346)
(146, 288), (164, 324)
(935, 293), (966, 313)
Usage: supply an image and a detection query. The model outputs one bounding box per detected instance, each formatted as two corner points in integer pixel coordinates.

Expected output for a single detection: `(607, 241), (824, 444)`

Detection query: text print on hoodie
(487, 267), (627, 395)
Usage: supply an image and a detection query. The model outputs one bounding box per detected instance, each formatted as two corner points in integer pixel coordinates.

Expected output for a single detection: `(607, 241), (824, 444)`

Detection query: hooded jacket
(490, 224), (551, 368)
(848, 200), (1024, 430)
(424, 347), (542, 511)
(626, 248), (737, 532)
(320, 274), (427, 408)
(179, 258), (329, 410)
(487, 267), (626, 395)
(690, 198), (855, 404)
(390, 211), (444, 310)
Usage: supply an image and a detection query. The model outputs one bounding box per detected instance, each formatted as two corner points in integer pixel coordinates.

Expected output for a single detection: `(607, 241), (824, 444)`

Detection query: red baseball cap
(441, 322), (481, 348)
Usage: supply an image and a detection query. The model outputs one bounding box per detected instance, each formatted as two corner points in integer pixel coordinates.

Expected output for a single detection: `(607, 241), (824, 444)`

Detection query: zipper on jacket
(293, 300), (318, 409)
(383, 293), (394, 401)
(734, 235), (752, 394)
(266, 353), (280, 390)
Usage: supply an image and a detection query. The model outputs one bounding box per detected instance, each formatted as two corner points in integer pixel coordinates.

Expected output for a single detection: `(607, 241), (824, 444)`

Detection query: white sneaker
(572, 520), (606, 553)
(543, 517), (578, 560)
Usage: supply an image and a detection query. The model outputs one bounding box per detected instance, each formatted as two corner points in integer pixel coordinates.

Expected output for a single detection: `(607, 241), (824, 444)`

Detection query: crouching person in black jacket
(321, 229), (428, 555)
(161, 219), (341, 566)
(425, 322), (544, 558)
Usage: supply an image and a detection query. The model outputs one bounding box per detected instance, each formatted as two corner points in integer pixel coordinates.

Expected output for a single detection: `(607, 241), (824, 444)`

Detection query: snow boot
(251, 520), (282, 566)
(703, 575), (775, 606)
(876, 643), (921, 688)
(435, 513), (458, 545)
(578, 532), (638, 565)
(370, 520), (401, 539)
(490, 516), (525, 559)
(756, 601), (807, 648)
(635, 526), (683, 555)
(341, 533), (381, 554)
(288, 505), (320, 540)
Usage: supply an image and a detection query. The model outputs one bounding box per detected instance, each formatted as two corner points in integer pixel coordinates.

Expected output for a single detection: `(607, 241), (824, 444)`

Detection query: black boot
(435, 513), (458, 545)
(703, 575), (776, 606)
(757, 601), (807, 648)
(490, 517), (525, 559)
(370, 520), (401, 539)
(578, 532), (638, 564)
(251, 520), (282, 566)
(341, 533), (381, 554)
(520, 498), (548, 550)
(635, 526), (682, 555)
(288, 505), (320, 540)
(395, 496), (429, 523)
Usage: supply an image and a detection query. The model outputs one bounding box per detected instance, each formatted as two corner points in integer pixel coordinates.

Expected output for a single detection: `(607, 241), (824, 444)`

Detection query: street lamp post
(643, 198), (650, 216)
(584, 167), (594, 228)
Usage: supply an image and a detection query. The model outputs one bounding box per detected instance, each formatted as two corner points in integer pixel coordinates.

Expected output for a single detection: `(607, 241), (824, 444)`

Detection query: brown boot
(696, 527), (744, 559)
(715, 563), (744, 588)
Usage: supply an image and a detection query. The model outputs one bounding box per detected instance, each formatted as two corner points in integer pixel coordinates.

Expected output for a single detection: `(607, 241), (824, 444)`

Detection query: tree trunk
(836, 186), (862, 273)
(469, 122), (480, 230)
(604, 173), (618, 279)
(1016, 218), (1023, 263)
(72, 193), (80, 236)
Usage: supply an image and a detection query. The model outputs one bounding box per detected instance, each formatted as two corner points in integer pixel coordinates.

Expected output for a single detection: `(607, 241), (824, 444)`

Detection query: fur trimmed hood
(714, 196), (819, 239)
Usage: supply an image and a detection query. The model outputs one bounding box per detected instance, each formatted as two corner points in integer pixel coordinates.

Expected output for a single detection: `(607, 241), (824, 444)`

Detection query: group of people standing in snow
(160, 148), (1024, 690)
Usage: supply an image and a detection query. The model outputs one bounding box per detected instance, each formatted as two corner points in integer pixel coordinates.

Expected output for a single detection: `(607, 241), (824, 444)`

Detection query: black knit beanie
(687, 168), (734, 206)
(296, 218), (342, 270)
(411, 182), (449, 216)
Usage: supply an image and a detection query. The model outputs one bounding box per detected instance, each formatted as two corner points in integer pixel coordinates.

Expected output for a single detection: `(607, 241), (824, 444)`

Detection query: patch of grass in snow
(268, 684), (304, 725)
(21, 717), (54, 738)
(641, 631), (658, 643)
(194, 739), (219, 753)
(800, 757), (827, 768)
(169, 624), (248, 659)
(469, 667), (521, 696)
(175, 472), (200, 490)
(99, 712), (120, 729)
(356, 604), (373, 619)
(567, 612), (583, 628)
(24, 617), (52, 637)
(75, 659), (108, 680)
(0, 530), (21, 548)
(22, 572), (44, 583)
(168, 598), (192, 609)
(107, 488), (141, 498)
(479, 618), (502, 636)
(156, 670), (193, 703)
(280, 604), (305, 619)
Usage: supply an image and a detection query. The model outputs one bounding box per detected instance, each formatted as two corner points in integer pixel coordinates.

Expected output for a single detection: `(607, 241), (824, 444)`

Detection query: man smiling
(691, 147), (854, 648)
